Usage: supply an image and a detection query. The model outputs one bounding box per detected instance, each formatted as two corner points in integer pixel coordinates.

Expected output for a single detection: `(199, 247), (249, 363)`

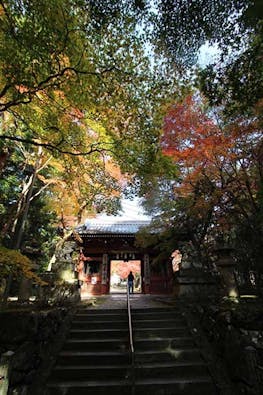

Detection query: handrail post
(127, 283), (135, 394)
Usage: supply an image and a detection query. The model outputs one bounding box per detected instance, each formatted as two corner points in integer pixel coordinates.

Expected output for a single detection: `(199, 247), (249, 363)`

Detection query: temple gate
(76, 219), (173, 296)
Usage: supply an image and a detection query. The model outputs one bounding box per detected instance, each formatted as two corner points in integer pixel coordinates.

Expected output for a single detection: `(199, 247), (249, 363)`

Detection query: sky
(95, 197), (151, 222)
(197, 41), (220, 67)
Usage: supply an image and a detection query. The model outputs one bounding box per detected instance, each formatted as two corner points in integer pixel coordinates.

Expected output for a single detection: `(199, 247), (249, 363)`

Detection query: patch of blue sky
(197, 41), (221, 68)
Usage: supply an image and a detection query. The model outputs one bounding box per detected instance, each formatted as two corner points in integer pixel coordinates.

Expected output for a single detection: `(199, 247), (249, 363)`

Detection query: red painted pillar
(143, 254), (150, 294)
(101, 253), (109, 294)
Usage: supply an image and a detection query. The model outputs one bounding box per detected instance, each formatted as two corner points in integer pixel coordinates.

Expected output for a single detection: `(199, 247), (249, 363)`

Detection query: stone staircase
(47, 307), (130, 394)
(132, 308), (217, 394)
(46, 306), (217, 394)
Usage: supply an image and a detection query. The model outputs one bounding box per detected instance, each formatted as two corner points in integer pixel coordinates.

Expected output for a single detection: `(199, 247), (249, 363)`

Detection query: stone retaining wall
(0, 307), (72, 394)
(197, 300), (263, 395)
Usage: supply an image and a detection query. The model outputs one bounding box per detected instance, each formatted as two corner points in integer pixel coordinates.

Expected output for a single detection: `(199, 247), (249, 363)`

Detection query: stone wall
(197, 299), (263, 395)
(175, 267), (219, 298)
(0, 307), (72, 394)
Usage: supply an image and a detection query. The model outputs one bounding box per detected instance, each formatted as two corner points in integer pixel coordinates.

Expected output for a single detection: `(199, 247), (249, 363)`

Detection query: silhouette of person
(127, 271), (134, 294)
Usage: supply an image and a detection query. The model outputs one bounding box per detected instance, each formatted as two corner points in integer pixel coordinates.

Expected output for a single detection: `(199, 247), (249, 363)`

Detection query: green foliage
(149, 0), (263, 117)
(1, 0), (262, 290)
(0, 142), (57, 267)
(0, 0), (178, 297)
(198, 23), (263, 116)
(0, 0), (166, 159)
(22, 195), (57, 268)
(154, 0), (251, 66)
(232, 215), (263, 273)
(152, 0), (261, 64)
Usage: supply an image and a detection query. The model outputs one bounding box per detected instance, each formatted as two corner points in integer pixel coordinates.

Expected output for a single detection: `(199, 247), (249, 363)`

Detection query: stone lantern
(214, 246), (239, 298)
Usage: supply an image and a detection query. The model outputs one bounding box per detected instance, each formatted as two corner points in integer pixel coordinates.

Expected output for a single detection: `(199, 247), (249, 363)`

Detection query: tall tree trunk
(17, 170), (38, 302)
(1, 149), (42, 306)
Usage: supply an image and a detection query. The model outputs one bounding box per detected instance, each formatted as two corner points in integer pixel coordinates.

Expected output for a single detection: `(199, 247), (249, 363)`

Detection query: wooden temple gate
(76, 220), (173, 295)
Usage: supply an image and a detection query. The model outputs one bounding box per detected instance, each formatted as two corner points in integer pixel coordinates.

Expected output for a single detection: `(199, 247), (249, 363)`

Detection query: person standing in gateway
(127, 271), (134, 294)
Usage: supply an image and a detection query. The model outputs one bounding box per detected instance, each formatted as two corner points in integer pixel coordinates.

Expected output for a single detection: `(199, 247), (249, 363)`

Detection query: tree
(0, 246), (46, 286)
(1, 1), (180, 303)
(0, 0), (171, 222)
(152, 0), (262, 63)
(0, 0), (167, 156)
(139, 94), (262, 273)
(146, 0), (263, 119)
(198, 24), (263, 117)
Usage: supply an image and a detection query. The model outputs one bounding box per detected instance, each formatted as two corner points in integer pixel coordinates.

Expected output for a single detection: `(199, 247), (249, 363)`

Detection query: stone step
(47, 379), (131, 395)
(134, 337), (196, 349)
(132, 319), (187, 328)
(57, 347), (204, 366)
(76, 308), (126, 314)
(49, 361), (209, 381)
(70, 328), (128, 339)
(46, 306), (217, 395)
(133, 377), (216, 395)
(131, 307), (181, 314)
(64, 337), (196, 352)
(134, 327), (190, 337)
(135, 349), (204, 363)
(49, 364), (130, 381)
(135, 362), (210, 380)
(132, 312), (184, 320)
(56, 351), (130, 366)
(71, 320), (128, 329)
(63, 338), (128, 352)
(47, 377), (216, 395)
(73, 313), (127, 321)
(57, 347), (202, 365)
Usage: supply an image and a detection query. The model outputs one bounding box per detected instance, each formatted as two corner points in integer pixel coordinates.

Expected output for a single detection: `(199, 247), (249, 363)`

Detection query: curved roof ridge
(77, 218), (151, 235)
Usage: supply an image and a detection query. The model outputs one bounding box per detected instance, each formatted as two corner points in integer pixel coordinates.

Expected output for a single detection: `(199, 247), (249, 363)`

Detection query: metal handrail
(127, 286), (134, 352)
(127, 284), (135, 393)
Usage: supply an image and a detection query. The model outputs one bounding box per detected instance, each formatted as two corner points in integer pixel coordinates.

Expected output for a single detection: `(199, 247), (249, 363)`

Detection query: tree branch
(0, 134), (113, 156)
(0, 64), (117, 113)
(0, 84), (12, 99)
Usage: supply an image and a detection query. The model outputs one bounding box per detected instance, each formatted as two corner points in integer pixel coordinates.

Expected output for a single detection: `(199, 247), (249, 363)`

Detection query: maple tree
(0, 0), (170, 304)
(0, 132), (124, 245)
(148, 0), (263, 283)
(1, 0), (262, 301)
(0, 0), (169, 240)
(0, 0), (168, 158)
(139, 94), (263, 276)
(0, 246), (46, 287)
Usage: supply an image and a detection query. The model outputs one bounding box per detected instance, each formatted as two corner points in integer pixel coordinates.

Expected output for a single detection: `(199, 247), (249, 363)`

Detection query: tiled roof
(77, 219), (151, 235)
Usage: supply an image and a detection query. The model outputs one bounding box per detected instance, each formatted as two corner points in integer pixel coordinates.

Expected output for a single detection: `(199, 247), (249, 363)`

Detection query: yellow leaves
(85, 117), (111, 142)
(37, 173), (64, 187)
(0, 246), (31, 268)
(53, 89), (66, 101)
(0, 246), (46, 285)
(105, 159), (123, 182)
(56, 54), (71, 69)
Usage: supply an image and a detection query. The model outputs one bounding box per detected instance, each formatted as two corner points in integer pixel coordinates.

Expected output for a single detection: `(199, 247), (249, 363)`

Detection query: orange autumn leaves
(161, 96), (242, 193)
(160, 94), (261, 224)
(161, 96), (232, 176)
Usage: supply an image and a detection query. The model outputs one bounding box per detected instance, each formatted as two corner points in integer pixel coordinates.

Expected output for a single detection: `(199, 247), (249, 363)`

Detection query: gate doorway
(110, 260), (141, 294)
